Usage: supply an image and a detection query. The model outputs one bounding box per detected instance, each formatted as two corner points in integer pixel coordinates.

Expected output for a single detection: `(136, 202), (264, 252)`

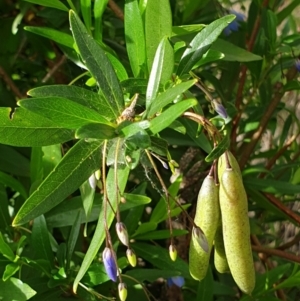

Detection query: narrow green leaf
(149, 99), (197, 134)
(0, 233), (15, 261)
(177, 15), (236, 76)
(73, 166), (130, 292)
(121, 78), (148, 95)
(126, 269), (180, 282)
(3, 263), (20, 281)
(0, 171), (28, 199)
(134, 229), (188, 240)
(28, 85), (114, 120)
(23, 0), (68, 11)
(125, 0), (146, 77)
(0, 107), (74, 147)
(30, 147), (44, 185)
(171, 24), (205, 37)
(80, 0), (92, 33)
(0, 184), (10, 230)
(205, 135), (229, 162)
(31, 215), (54, 268)
(25, 27), (74, 48)
(277, 0), (300, 24)
(0, 145), (30, 177)
(196, 267), (214, 301)
(19, 97), (111, 129)
(42, 145), (62, 177)
(119, 120), (150, 137)
(145, 0), (172, 72)
(0, 278), (36, 301)
(70, 11), (124, 119)
(133, 242), (191, 279)
(133, 222), (157, 236)
(75, 123), (116, 139)
(93, 0), (109, 40)
(13, 139), (103, 226)
(211, 39), (262, 62)
(80, 178), (95, 225)
(146, 37), (173, 108)
(147, 79), (197, 118)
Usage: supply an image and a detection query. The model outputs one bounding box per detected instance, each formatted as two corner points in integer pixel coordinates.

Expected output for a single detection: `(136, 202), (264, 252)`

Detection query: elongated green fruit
(219, 164), (255, 294)
(214, 222), (230, 274)
(189, 174), (220, 281)
(218, 151), (241, 178)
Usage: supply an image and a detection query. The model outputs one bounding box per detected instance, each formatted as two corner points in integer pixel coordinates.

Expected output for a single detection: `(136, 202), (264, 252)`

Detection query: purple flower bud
(224, 10), (245, 36)
(295, 59), (300, 72)
(118, 283), (128, 301)
(102, 247), (118, 282)
(126, 248), (137, 267)
(192, 226), (209, 253)
(167, 276), (185, 288)
(116, 222), (129, 247)
(212, 100), (228, 119)
(169, 244), (177, 262)
(88, 173), (97, 190)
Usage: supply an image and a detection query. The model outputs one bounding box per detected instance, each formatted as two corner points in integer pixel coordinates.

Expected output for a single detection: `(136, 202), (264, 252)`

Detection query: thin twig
(277, 232), (300, 251)
(42, 55), (66, 83)
(108, 0), (124, 21)
(0, 66), (23, 99)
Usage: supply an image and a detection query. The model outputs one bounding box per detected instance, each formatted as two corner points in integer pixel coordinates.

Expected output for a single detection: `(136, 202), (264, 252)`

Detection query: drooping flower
(167, 276), (185, 288)
(118, 283), (128, 301)
(224, 9), (245, 36)
(126, 248), (137, 267)
(102, 247), (118, 282)
(116, 222), (129, 247)
(192, 226), (209, 253)
(212, 99), (228, 119)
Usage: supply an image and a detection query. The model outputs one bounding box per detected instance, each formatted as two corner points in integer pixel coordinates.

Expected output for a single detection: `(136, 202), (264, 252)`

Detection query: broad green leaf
(0, 277), (36, 301)
(211, 39), (262, 62)
(196, 267), (214, 301)
(0, 233), (15, 261)
(244, 178), (300, 195)
(0, 171), (28, 199)
(25, 27), (74, 48)
(31, 215), (54, 268)
(28, 85), (114, 119)
(93, 0), (109, 40)
(272, 269), (300, 290)
(0, 145), (30, 177)
(205, 135), (230, 162)
(3, 263), (20, 281)
(193, 49), (224, 68)
(121, 78), (148, 95)
(149, 99), (197, 134)
(70, 11), (124, 119)
(176, 15), (236, 76)
(42, 145), (62, 177)
(133, 222), (157, 236)
(30, 147), (44, 186)
(13, 139), (103, 226)
(81, 263), (109, 286)
(105, 52), (129, 82)
(134, 229), (188, 240)
(73, 166), (130, 292)
(146, 37), (174, 108)
(133, 242), (191, 279)
(0, 107), (74, 147)
(125, 0), (146, 77)
(80, 178), (95, 228)
(146, 79), (197, 118)
(172, 24), (205, 37)
(0, 184), (10, 230)
(126, 269), (180, 282)
(118, 120), (150, 137)
(75, 123), (116, 139)
(23, 0), (68, 11)
(145, 0), (172, 72)
(18, 97), (111, 129)
(125, 131), (151, 150)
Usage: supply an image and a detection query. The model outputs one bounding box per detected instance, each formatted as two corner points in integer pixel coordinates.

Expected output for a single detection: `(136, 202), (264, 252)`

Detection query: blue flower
(102, 247), (118, 282)
(224, 10), (245, 36)
(295, 59), (300, 72)
(167, 276), (185, 288)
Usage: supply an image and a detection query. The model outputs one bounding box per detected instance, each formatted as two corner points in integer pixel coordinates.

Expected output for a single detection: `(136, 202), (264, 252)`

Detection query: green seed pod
(219, 165), (255, 294)
(214, 222), (230, 274)
(189, 174), (220, 281)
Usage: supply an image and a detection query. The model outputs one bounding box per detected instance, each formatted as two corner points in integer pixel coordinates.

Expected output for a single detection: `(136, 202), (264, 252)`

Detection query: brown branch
(252, 244), (300, 264)
(264, 193), (300, 225)
(108, 0), (124, 21)
(42, 55), (67, 83)
(239, 67), (298, 169)
(0, 66), (23, 100)
(277, 232), (300, 251)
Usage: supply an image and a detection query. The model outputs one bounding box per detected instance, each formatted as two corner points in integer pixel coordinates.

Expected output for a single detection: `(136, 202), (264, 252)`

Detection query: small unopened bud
(126, 248), (137, 267)
(102, 247), (117, 282)
(88, 173), (97, 190)
(295, 59), (300, 72)
(169, 244), (177, 261)
(167, 276), (185, 288)
(116, 222), (129, 247)
(118, 283), (128, 301)
(94, 169), (101, 180)
(212, 99), (228, 119)
(192, 227), (209, 253)
(120, 196), (126, 204)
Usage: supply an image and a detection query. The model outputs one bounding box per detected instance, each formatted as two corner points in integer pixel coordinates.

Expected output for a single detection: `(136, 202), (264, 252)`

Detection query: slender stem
(114, 138), (121, 221)
(277, 232), (300, 251)
(68, 71), (89, 86)
(42, 55), (66, 83)
(66, 0), (77, 13)
(108, 0), (124, 21)
(0, 66), (23, 99)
